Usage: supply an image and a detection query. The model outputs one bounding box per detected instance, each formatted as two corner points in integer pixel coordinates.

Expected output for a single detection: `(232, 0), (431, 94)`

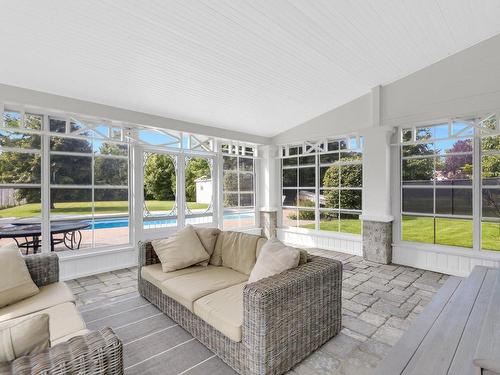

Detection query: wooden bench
(373, 266), (500, 375)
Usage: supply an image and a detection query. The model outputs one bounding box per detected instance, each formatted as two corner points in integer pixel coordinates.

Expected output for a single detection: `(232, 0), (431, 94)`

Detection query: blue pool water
(90, 213), (253, 230)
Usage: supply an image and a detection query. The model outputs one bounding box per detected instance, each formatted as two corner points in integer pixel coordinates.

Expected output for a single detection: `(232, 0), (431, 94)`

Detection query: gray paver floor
(68, 249), (447, 375)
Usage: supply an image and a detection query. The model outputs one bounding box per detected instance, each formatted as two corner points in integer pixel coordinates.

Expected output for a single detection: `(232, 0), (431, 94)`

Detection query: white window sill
(394, 241), (500, 260)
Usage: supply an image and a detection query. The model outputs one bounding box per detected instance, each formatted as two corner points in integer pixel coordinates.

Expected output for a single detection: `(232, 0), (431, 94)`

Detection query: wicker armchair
(138, 240), (342, 375)
(0, 253), (123, 375)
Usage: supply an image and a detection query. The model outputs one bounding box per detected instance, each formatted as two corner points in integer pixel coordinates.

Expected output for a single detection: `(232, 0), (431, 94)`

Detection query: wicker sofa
(0, 253), (123, 375)
(138, 231), (343, 375)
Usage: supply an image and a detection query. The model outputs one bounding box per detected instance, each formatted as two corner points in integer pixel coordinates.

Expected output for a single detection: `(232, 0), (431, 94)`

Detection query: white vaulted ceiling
(1, 1), (500, 137)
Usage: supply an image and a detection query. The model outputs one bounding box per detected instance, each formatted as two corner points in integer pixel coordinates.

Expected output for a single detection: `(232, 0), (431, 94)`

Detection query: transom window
(400, 116), (500, 251)
(280, 137), (363, 234)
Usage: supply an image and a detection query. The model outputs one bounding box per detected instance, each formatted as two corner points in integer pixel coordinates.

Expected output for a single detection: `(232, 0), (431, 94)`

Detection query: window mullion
(41, 115), (50, 253)
(315, 154), (319, 230)
(177, 154), (185, 229)
(473, 131), (481, 251)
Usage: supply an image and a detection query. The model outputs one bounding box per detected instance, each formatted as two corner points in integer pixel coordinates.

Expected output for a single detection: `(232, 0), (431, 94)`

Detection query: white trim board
(393, 243), (500, 277)
(59, 247), (137, 280)
(277, 228), (362, 256)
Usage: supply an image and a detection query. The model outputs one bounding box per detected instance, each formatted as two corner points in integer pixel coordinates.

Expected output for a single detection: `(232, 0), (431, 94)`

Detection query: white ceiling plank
(0, 0), (499, 137)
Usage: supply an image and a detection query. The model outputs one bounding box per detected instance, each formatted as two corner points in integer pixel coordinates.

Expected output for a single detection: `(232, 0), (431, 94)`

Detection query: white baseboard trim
(59, 247), (138, 280)
(277, 228), (362, 256)
(393, 242), (500, 277)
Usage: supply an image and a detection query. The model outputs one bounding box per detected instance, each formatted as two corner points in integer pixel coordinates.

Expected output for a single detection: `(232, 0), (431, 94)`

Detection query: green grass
(0, 201), (208, 218)
(300, 219), (362, 235)
(402, 216), (500, 251)
(482, 221), (500, 251)
(302, 215), (500, 251)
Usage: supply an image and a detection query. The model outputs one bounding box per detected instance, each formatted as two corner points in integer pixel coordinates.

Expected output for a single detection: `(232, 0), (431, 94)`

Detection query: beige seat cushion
(0, 282), (75, 323)
(51, 329), (90, 346)
(213, 231), (262, 275)
(0, 314), (50, 362)
(193, 227), (220, 266)
(152, 225), (210, 272)
(25, 302), (86, 344)
(194, 282), (246, 342)
(248, 239), (300, 283)
(141, 263), (215, 290)
(161, 267), (248, 311)
(0, 244), (39, 308)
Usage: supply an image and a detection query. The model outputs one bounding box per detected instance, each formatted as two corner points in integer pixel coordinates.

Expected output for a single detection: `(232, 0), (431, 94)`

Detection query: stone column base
(362, 220), (393, 264)
(259, 210), (277, 239)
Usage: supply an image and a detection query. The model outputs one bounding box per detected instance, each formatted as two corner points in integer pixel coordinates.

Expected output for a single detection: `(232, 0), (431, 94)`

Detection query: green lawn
(482, 222), (500, 251)
(0, 201), (208, 218)
(402, 216), (500, 251)
(301, 215), (500, 251)
(300, 219), (362, 235)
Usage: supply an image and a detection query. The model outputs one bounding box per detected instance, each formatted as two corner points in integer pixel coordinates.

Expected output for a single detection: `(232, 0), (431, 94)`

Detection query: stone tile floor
(68, 249), (447, 375)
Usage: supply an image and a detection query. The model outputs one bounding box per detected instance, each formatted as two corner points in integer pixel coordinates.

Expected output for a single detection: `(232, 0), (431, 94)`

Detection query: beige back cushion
(256, 239), (308, 265)
(219, 231), (262, 275)
(210, 231), (224, 266)
(193, 227), (220, 266)
(152, 225), (209, 273)
(0, 314), (50, 362)
(248, 239), (300, 283)
(0, 244), (39, 308)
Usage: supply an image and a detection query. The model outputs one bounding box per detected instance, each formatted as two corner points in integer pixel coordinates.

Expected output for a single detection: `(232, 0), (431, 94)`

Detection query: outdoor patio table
(0, 220), (90, 254)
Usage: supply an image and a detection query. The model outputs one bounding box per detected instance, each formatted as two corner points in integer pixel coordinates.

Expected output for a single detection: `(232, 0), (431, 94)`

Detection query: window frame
(397, 115), (500, 252)
(220, 143), (257, 230)
(279, 136), (363, 235)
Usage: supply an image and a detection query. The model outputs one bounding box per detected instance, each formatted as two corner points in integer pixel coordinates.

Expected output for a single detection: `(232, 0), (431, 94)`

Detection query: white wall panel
(393, 243), (500, 277)
(277, 229), (362, 256)
(58, 247), (137, 280)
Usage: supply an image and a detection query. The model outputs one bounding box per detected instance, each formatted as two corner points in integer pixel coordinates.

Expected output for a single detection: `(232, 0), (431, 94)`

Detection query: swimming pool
(90, 213), (253, 230)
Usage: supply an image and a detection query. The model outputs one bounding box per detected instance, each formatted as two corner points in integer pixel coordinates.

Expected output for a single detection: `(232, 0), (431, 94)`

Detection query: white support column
(360, 127), (394, 223)
(359, 86), (396, 263)
(258, 145), (279, 238)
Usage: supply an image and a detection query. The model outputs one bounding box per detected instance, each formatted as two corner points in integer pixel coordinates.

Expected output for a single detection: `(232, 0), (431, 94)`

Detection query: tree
(0, 115), (94, 207)
(481, 135), (500, 225)
(0, 114), (41, 205)
(322, 163), (362, 211)
(143, 154), (176, 201)
(223, 170), (238, 207)
(441, 139), (473, 183)
(185, 158), (210, 202)
(402, 138), (434, 184)
(94, 143), (129, 201)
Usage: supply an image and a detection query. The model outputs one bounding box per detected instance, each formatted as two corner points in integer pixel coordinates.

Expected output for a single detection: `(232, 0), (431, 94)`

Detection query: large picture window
(221, 144), (256, 229)
(280, 138), (363, 235)
(0, 111), (42, 251)
(400, 116), (500, 251)
(481, 118), (500, 251)
(0, 110), (130, 253)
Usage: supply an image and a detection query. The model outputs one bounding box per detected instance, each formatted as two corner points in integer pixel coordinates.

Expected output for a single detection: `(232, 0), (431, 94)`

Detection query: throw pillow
(256, 239), (309, 265)
(248, 239), (300, 283)
(152, 225), (210, 273)
(0, 244), (39, 308)
(193, 227), (220, 266)
(0, 314), (50, 362)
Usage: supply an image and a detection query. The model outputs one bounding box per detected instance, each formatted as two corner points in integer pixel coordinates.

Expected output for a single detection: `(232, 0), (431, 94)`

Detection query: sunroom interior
(0, 1), (500, 375)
